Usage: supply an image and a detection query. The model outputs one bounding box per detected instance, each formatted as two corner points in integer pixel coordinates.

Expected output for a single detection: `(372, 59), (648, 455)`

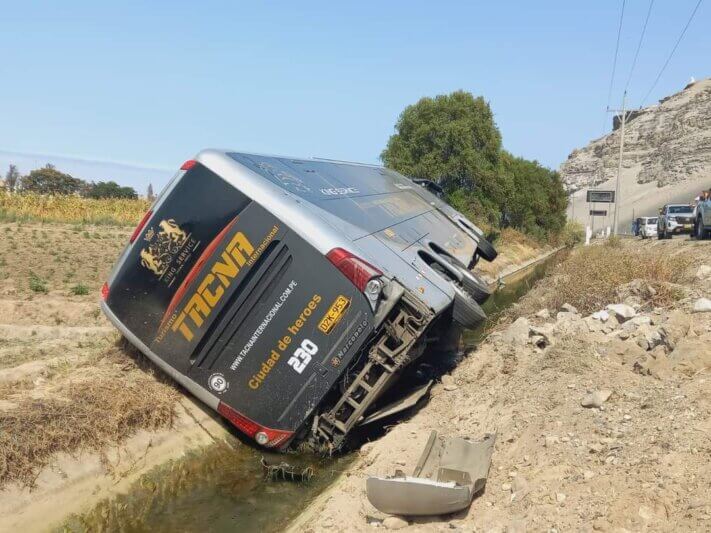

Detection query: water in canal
(61, 251), (563, 533)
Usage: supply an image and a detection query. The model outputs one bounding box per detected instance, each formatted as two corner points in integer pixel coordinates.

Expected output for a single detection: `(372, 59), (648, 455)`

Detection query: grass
(70, 283), (90, 296)
(508, 240), (693, 317)
(0, 220), (128, 297)
(0, 343), (179, 488)
(0, 190), (149, 226)
(496, 227), (541, 248)
(28, 271), (49, 293)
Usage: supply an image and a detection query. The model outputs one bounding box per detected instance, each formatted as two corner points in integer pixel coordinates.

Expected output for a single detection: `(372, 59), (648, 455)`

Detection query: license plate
(318, 295), (351, 334)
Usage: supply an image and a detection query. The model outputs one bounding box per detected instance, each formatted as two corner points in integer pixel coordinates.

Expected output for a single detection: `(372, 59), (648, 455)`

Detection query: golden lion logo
(140, 218), (189, 277)
(140, 248), (164, 275)
(159, 219), (187, 244)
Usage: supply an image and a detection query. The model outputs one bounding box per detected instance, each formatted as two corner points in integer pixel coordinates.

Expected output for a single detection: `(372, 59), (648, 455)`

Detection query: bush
(511, 242), (691, 316)
(21, 165), (84, 195)
(558, 221), (584, 247)
(85, 181), (137, 200)
(604, 235), (623, 248)
(70, 283), (89, 296)
(29, 271), (48, 293)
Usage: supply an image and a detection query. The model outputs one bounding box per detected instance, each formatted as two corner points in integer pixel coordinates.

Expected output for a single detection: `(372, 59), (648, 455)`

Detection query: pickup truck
(695, 196), (711, 240)
(657, 204), (695, 239)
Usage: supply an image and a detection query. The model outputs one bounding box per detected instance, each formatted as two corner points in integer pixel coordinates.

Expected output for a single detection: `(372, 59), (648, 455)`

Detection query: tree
(382, 91), (568, 240)
(499, 152), (567, 239)
(5, 165), (20, 191)
(381, 91), (503, 195)
(85, 181), (138, 199)
(21, 164), (84, 195)
(147, 183), (155, 201)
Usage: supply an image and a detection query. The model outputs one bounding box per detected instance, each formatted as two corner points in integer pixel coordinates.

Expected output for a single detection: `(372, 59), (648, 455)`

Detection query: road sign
(586, 190), (615, 203)
(589, 209), (608, 216)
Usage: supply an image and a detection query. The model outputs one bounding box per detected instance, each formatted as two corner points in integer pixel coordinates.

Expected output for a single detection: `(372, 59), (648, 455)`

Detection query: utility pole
(612, 91), (627, 235)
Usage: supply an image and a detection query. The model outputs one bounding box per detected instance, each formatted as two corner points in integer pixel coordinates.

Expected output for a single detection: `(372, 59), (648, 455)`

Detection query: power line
(623, 0), (655, 94)
(602, 0), (626, 134)
(640, 0), (704, 107)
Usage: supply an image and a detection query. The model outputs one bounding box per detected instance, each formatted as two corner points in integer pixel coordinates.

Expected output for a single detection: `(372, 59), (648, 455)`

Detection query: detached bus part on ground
(101, 151), (497, 453)
(366, 431), (496, 516)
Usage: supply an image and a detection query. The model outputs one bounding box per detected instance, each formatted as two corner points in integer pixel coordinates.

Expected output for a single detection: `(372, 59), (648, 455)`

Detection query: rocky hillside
(561, 78), (711, 193)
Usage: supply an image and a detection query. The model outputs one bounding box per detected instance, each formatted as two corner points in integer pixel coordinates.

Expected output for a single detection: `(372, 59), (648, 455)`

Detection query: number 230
(287, 339), (318, 374)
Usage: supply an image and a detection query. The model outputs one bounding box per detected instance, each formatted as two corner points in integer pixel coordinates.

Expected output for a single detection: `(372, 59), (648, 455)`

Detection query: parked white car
(639, 217), (658, 239)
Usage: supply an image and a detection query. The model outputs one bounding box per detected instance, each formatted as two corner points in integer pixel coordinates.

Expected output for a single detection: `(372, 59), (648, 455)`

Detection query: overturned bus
(101, 151), (497, 452)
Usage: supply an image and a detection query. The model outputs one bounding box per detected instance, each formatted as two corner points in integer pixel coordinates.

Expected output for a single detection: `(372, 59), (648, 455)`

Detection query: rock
(638, 325), (664, 350)
(561, 79), (711, 193)
(383, 516), (409, 530)
(617, 330), (631, 340)
(561, 303), (578, 314)
(581, 389), (612, 408)
(585, 317), (604, 333)
(658, 310), (691, 349)
(366, 515), (383, 526)
(501, 482), (512, 491)
(650, 344), (668, 358)
(556, 492), (567, 504)
(695, 264), (711, 280)
(511, 475), (530, 500)
(634, 352), (674, 380)
(530, 324), (553, 343)
(502, 317), (531, 346)
(623, 295), (642, 308)
(536, 308), (551, 319)
(692, 298), (711, 313)
(530, 334), (546, 348)
(441, 374), (454, 386)
(556, 311), (576, 322)
(443, 384), (459, 392)
(591, 310), (610, 322)
(688, 498), (707, 510)
(583, 470), (595, 480)
(588, 442), (603, 453)
(607, 304), (636, 322)
(668, 336), (711, 376)
(529, 326), (553, 348)
(625, 315), (652, 328)
(544, 436), (559, 447)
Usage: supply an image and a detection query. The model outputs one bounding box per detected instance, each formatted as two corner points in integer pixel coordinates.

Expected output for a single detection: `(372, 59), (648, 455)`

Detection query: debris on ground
(366, 431), (495, 516)
(261, 457), (314, 483)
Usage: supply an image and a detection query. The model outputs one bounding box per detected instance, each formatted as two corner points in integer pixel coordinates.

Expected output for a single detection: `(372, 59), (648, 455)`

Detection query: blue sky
(1, 1), (709, 191)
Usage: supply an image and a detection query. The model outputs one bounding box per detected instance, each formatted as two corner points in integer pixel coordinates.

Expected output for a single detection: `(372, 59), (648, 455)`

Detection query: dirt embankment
(477, 228), (558, 283)
(291, 237), (711, 532)
(0, 220), (554, 531)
